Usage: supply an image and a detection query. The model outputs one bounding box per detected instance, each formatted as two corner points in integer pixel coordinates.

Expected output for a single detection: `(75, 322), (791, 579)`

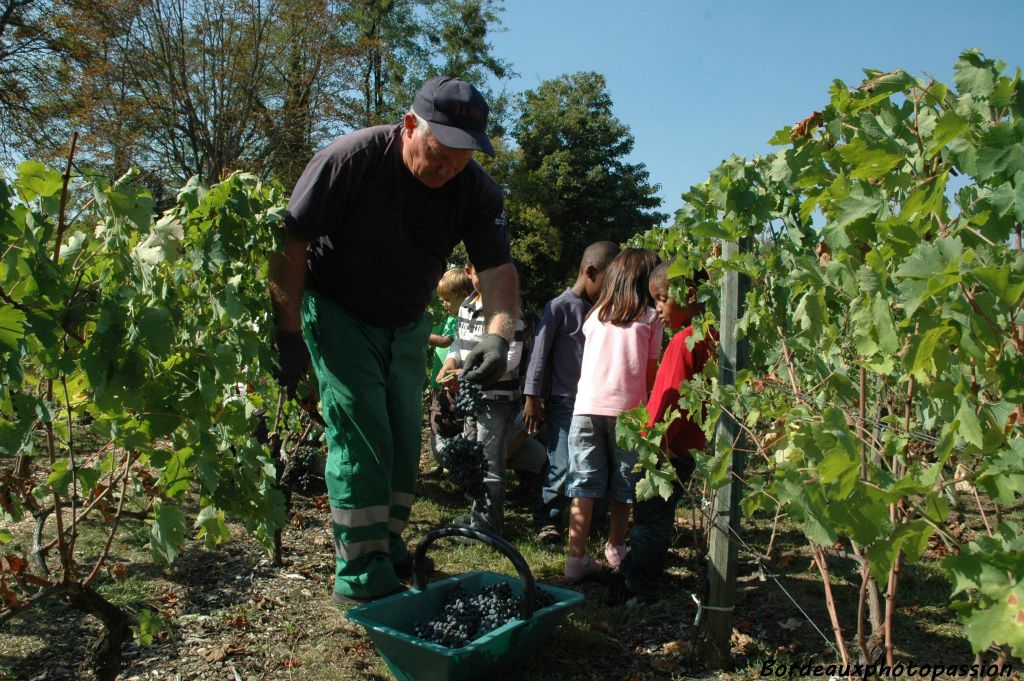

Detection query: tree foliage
(0, 0), (74, 160)
(1, 0), (510, 194)
(495, 72), (666, 314)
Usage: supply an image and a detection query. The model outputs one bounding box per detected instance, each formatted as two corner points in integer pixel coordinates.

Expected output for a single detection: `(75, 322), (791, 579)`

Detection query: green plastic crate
(346, 526), (584, 681)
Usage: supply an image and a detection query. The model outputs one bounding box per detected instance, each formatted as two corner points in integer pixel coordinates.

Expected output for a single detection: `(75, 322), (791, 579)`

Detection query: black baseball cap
(413, 76), (495, 157)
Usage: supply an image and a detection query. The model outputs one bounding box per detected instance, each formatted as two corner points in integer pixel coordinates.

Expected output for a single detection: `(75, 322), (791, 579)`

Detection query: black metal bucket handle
(412, 525), (537, 620)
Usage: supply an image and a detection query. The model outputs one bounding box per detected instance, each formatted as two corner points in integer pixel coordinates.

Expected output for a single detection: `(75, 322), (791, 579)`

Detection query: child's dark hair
(650, 260), (710, 290)
(592, 248), (660, 325)
(580, 241), (620, 272)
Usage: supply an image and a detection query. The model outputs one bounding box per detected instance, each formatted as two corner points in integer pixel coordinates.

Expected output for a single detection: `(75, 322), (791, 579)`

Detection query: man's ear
(584, 264), (598, 281)
(687, 284), (699, 305)
(402, 112), (417, 135)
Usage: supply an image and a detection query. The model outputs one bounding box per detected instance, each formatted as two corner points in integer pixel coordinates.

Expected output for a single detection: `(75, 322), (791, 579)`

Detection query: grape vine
(0, 162), (293, 678)
(625, 49), (1024, 664)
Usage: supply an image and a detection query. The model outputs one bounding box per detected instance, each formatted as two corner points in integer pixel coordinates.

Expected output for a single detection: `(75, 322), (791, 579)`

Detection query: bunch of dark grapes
(413, 585), (479, 648)
(439, 434), (488, 502)
(281, 445), (326, 496)
(413, 583), (557, 648)
(454, 379), (483, 418)
(474, 583), (520, 636)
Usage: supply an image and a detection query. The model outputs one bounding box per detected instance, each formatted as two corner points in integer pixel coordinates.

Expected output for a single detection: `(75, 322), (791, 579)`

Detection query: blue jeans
(532, 396), (574, 527)
(620, 456), (695, 600)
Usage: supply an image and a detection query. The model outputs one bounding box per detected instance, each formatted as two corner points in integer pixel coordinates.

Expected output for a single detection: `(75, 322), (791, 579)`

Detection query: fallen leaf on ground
(730, 629), (756, 653)
(664, 640), (692, 656)
(778, 617), (802, 631)
(0, 580), (21, 608)
(158, 590), (180, 607)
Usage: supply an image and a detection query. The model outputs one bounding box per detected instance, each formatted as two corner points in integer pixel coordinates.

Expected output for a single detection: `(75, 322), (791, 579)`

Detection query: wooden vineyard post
(700, 239), (750, 666)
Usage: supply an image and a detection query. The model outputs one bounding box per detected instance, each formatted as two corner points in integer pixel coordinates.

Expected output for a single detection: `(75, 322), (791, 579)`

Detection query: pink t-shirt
(574, 306), (664, 417)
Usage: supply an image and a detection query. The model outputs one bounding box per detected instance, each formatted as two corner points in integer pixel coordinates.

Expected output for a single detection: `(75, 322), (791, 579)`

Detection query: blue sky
(486, 0), (1024, 225)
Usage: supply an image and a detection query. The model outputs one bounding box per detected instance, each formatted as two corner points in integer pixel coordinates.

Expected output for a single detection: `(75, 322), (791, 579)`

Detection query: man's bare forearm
(269, 231), (310, 333)
(476, 262), (520, 341)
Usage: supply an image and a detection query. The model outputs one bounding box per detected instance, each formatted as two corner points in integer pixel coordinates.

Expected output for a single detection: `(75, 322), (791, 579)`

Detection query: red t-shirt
(646, 326), (717, 458)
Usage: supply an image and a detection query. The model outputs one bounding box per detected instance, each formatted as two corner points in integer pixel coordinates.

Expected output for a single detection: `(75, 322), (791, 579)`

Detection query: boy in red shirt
(610, 261), (715, 603)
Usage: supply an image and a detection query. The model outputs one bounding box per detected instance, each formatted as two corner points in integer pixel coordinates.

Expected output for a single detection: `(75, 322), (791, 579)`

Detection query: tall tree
(507, 71), (666, 313)
(340, 0), (509, 129)
(2, 0), (510, 193)
(264, 0), (357, 186)
(0, 0), (71, 165)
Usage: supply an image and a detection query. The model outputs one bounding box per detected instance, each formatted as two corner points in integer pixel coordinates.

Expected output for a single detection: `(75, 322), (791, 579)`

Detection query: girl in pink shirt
(564, 249), (663, 581)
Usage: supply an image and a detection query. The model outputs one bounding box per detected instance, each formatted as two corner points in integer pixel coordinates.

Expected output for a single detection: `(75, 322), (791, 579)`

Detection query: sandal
(604, 543), (628, 569)
(564, 554), (602, 581)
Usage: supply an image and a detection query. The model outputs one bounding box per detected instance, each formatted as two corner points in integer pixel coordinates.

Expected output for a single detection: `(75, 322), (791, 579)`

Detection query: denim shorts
(565, 414), (637, 503)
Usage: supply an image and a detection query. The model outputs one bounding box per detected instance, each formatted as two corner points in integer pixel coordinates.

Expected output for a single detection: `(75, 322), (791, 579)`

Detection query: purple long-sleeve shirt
(523, 288), (590, 399)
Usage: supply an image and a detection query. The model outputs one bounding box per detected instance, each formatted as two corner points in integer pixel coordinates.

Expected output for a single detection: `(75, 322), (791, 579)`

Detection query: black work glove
(275, 330), (310, 399)
(462, 333), (509, 385)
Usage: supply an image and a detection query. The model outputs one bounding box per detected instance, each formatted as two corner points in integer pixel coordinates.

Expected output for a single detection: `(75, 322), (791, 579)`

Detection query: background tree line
(0, 0), (665, 312)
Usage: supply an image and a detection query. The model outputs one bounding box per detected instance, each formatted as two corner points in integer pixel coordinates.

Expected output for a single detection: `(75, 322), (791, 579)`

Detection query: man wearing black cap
(269, 76), (519, 604)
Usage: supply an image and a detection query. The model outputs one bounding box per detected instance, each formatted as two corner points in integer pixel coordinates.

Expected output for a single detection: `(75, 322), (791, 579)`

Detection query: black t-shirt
(284, 124), (510, 327)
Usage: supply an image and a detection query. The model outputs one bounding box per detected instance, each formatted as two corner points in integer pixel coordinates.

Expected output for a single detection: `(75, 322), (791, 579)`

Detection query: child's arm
(523, 395), (544, 435)
(522, 301), (559, 400)
(505, 329), (525, 373)
(647, 329), (700, 428)
(646, 314), (665, 394)
(437, 354), (460, 391)
(646, 357), (659, 394)
(428, 333), (453, 348)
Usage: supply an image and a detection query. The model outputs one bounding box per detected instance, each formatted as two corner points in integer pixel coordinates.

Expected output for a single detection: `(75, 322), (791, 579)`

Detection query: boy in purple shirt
(523, 241), (620, 543)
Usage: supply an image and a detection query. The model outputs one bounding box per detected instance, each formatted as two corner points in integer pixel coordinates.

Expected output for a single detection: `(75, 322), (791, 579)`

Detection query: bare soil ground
(0, 448), (1015, 681)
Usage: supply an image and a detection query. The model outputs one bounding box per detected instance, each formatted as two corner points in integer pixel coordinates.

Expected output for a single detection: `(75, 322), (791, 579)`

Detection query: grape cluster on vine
(281, 445), (326, 496)
(412, 583), (556, 648)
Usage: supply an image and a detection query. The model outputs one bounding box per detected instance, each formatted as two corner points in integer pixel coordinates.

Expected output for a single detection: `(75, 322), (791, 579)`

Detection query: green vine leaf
(0, 304), (26, 355)
(195, 505), (231, 549)
(839, 138), (904, 180)
(16, 161), (63, 200)
(960, 581), (1024, 656)
(953, 50), (999, 99)
(150, 502), (187, 565)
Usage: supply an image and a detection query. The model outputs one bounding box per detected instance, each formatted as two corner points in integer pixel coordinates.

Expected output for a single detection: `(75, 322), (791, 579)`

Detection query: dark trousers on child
(619, 456), (695, 600)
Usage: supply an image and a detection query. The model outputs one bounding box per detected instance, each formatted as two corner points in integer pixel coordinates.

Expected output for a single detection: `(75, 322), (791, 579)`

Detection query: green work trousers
(301, 290), (430, 599)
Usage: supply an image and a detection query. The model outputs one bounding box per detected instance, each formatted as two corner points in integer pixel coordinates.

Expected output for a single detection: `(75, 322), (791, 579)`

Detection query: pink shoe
(564, 554), (602, 581)
(604, 543), (628, 568)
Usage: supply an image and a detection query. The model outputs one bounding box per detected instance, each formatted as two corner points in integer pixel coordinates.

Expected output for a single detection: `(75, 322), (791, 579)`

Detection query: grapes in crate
(413, 583), (557, 648)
